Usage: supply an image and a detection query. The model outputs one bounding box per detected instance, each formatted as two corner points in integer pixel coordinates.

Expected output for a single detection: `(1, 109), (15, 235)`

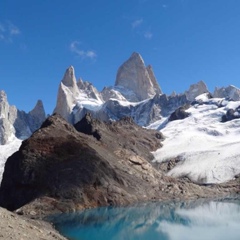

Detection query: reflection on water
(49, 198), (240, 240)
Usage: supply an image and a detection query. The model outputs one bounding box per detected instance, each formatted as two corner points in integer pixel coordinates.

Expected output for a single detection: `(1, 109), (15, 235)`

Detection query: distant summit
(0, 90), (46, 145)
(213, 85), (240, 100)
(115, 52), (162, 101)
(185, 80), (209, 101)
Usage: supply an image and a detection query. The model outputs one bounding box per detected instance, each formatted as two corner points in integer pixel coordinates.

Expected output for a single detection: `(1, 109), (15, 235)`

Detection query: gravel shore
(0, 207), (67, 240)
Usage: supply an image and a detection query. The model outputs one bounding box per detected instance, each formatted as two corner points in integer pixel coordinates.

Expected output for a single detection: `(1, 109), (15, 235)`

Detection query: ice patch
(0, 136), (22, 184)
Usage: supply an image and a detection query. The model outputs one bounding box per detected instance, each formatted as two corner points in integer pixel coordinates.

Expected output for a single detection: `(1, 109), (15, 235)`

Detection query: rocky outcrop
(169, 105), (191, 121)
(213, 85), (240, 101)
(115, 52), (162, 101)
(0, 114), (163, 212)
(221, 106), (240, 122)
(0, 114), (237, 217)
(185, 81), (209, 102)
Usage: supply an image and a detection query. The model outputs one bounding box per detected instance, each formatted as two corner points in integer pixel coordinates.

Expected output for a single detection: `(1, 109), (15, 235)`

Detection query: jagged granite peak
(77, 79), (103, 101)
(54, 66), (80, 122)
(29, 100), (45, 118)
(115, 52), (162, 101)
(28, 100), (46, 132)
(185, 80), (209, 101)
(213, 85), (240, 101)
(62, 66), (77, 87)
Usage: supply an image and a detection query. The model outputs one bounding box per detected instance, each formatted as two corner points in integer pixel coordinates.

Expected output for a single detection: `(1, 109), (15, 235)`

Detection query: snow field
(152, 97), (240, 183)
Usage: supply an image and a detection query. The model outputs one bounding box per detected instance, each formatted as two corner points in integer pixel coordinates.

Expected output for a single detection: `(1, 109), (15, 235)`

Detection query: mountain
(0, 90), (46, 143)
(0, 114), (235, 217)
(0, 90), (46, 182)
(0, 52), (240, 219)
(185, 80), (209, 101)
(2, 52), (240, 187)
(54, 53), (240, 128)
(53, 53), (191, 125)
(52, 52), (240, 186)
(115, 52), (162, 101)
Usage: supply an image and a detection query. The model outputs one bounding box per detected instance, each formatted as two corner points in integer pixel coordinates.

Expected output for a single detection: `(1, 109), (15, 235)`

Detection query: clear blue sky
(1, 0), (240, 114)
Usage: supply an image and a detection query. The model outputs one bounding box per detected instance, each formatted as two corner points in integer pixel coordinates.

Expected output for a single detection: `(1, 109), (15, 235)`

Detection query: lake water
(49, 198), (240, 240)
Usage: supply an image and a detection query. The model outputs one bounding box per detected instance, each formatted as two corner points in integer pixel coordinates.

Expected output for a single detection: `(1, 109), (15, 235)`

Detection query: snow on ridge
(152, 97), (240, 184)
(0, 136), (22, 184)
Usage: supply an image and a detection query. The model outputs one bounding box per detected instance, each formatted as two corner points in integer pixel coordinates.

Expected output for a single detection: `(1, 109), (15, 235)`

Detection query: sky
(1, 0), (240, 114)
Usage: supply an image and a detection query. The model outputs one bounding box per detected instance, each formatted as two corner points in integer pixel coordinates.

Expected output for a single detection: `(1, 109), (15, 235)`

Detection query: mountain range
(0, 52), (240, 208)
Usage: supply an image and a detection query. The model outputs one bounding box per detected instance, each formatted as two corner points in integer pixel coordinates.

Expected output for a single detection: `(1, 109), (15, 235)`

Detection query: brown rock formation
(0, 114), (238, 217)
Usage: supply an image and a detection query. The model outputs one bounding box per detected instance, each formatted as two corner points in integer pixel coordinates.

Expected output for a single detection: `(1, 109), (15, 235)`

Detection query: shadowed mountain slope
(0, 114), (237, 217)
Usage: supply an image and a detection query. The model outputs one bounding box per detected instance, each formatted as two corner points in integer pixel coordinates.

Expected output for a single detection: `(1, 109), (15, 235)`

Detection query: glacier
(152, 94), (240, 184)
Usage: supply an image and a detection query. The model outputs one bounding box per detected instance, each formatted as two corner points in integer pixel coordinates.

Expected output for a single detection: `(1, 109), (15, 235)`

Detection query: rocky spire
(0, 91), (14, 144)
(54, 66), (80, 123)
(28, 100), (46, 132)
(115, 52), (162, 101)
(61, 66), (79, 96)
(185, 80), (209, 101)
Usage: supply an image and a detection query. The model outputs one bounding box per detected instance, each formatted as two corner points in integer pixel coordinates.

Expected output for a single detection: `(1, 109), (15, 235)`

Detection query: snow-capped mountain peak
(114, 52), (162, 101)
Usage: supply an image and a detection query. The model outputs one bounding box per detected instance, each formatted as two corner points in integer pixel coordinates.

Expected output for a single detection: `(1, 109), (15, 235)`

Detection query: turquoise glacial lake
(49, 198), (240, 240)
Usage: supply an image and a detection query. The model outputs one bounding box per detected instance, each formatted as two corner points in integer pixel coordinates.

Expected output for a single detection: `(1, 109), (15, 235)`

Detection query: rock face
(0, 91), (15, 144)
(0, 114), (237, 217)
(185, 80), (209, 101)
(0, 91), (46, 144)
(54, 66), (80, 123)
(28, 100), (46, 133)
(115, 52), (162, 101)
(213, 85), (240, 100)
